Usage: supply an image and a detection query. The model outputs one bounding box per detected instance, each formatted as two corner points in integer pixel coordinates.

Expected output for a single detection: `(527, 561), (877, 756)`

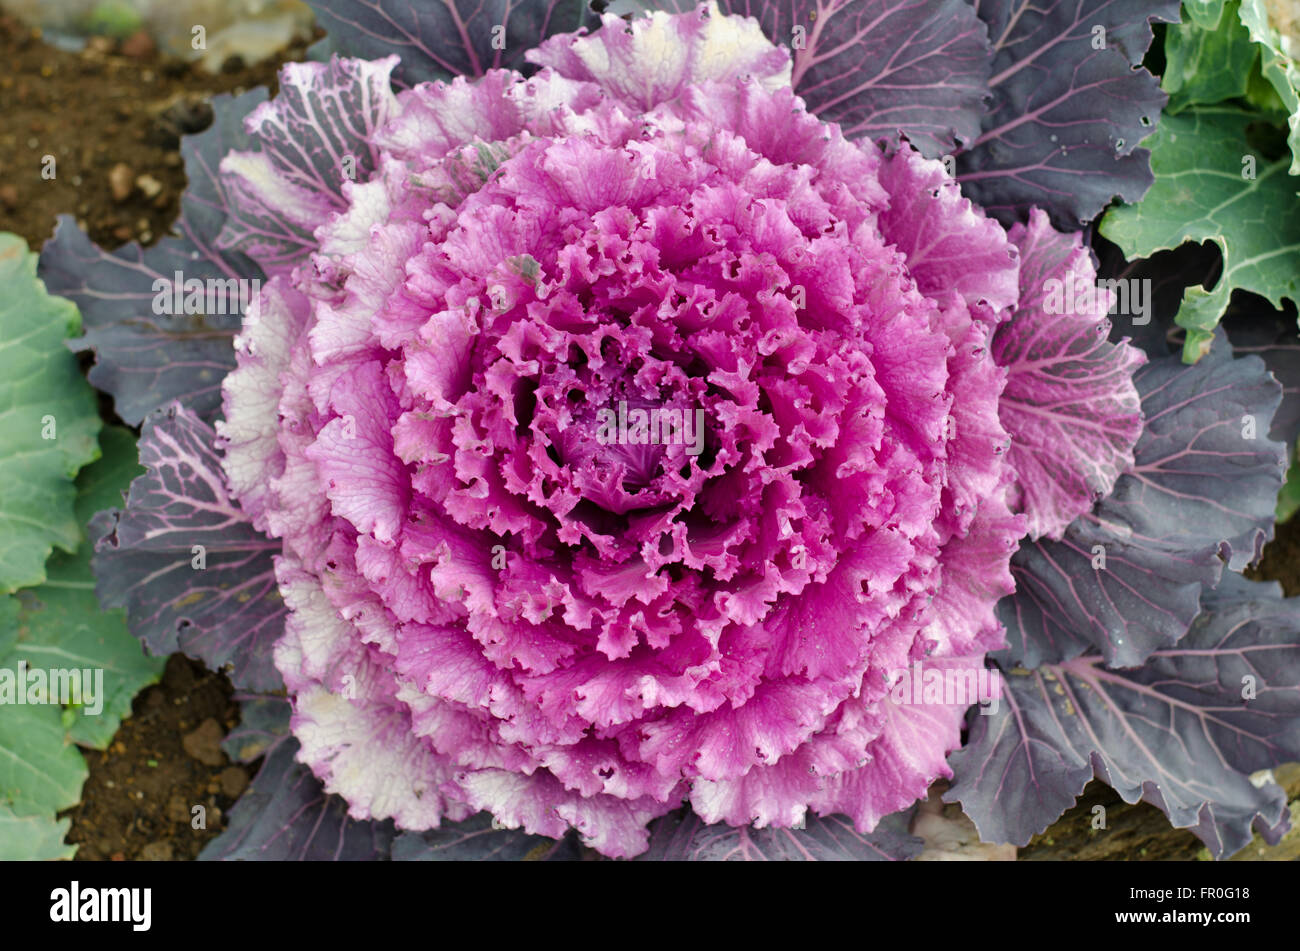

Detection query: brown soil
(0, 13), (313, 251)
(60, 655), (241, 861)
(1022, 780), (1205, 861)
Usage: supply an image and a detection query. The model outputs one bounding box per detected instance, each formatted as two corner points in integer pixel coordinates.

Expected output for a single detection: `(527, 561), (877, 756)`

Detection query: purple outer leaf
(617, 0), (992, 156)
(216, 699), (582, 861)
(38, 91), (269, 425)
(40, 220), (250, 426)
(998, 516), (1220, 669)
(180, 90), (274, 255)
(957, 0), (1180, 228)
(780, 0), (990, 154)
(1104, 336), (1285, 573)
(200, 736), (395, 860)
(222, 695), (292, 763)
(998, 338), (1286, 668)
(949, 573), (1300, 859)
(217, 57), (399, 273)
(91, 403), (285, 692)
(637, 808), (921, 860)
(303, 0), (600, 88)
(392, 815), (581, 860)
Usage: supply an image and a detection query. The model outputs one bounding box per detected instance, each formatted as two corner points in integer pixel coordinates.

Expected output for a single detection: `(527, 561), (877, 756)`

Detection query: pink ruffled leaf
(876, 145), (1019, 313)
(527, 3), (792, 111)
(994, 210), (1145, 541)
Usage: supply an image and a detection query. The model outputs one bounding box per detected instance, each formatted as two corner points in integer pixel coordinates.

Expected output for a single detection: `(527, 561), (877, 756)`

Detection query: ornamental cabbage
(205, 5), (1145, 856)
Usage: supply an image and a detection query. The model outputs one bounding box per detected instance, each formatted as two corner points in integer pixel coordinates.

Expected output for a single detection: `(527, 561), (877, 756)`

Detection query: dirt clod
(140, 841), (174, 862)
(135, 172), (163, 199)
(120, 30), (155, 61)
(218, 766), (250, 798)
(165, 795), (189, 825)
(183, 718), (227, 767)
(107, 162), (134, 202)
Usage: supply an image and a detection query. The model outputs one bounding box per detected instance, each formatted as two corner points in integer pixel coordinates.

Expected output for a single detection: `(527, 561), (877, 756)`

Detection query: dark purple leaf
(957, 0), (1180, 228)
(950, 573), (1300, 858)
(92, 403), (285, 691)
(1095, 238), (1300, 445)
(782, 0), (990, 154)
(999, 339), (1286, 667)
(200, 737), (394, 860)
(38, 92), (268, 425)
(998, 517), (1220, 669)
(1107, 339), (1285, 572)
(304, 0), (600, 88)
(222, 695), (292, 763)
(638, 807), (921, 860)
(392, 815), (580, 860)
(615, 0), (992, 156)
